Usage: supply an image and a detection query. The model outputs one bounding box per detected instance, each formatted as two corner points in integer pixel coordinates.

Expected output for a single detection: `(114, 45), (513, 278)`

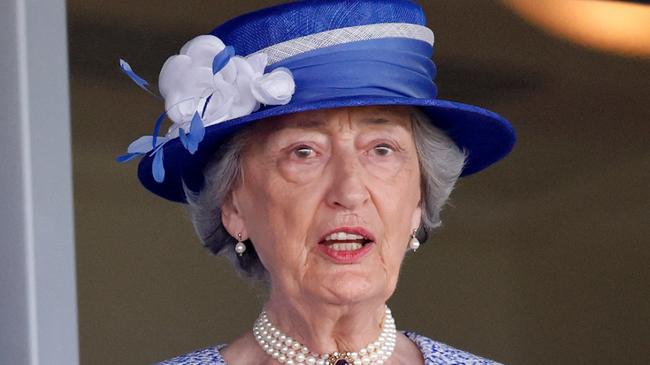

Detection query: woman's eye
(372, 144), (394, 156)
(293, 146), (315, 159)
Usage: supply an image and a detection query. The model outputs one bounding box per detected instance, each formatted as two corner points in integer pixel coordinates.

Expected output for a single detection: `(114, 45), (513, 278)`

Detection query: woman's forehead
(270, 105), (413, 129)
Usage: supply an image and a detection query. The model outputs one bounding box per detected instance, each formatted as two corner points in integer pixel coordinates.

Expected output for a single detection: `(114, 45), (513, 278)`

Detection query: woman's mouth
(318, 228), (374, 264)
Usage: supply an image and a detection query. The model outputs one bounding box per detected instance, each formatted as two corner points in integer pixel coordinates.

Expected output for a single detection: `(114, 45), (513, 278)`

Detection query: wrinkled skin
(221, 106), (424, 364)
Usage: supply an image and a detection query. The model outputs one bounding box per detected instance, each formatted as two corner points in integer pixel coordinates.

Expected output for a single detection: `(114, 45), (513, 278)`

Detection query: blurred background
(67, 0), (649, 364)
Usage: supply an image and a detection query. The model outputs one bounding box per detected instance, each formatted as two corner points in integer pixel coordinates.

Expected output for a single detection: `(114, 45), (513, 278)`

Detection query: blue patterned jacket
(155, 332), (502, 365)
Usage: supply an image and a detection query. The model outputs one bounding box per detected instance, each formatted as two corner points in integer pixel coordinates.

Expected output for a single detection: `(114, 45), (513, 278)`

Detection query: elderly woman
(119, 1), (515, 364)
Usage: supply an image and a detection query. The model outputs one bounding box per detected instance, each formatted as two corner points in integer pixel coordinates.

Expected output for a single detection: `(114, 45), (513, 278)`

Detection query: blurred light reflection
(501, 0), (650, 57)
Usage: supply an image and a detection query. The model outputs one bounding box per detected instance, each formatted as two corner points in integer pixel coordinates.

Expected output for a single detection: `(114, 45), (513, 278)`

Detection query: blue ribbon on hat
(267, 38), (437, 103)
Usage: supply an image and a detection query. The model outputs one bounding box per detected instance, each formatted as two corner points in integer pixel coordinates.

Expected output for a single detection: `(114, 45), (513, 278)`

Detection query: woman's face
(223, 106), (422, 305)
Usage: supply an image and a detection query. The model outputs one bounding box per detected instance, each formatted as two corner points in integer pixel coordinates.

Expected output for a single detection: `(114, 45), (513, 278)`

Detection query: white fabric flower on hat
(159, 35), (224, 124)
(158, 35), (296, 137)
(252, 66), (295, 105)
(118, 34), (296, 183)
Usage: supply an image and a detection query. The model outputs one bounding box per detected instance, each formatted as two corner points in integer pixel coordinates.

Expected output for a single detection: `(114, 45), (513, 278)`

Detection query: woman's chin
(307, 266), (389, 305)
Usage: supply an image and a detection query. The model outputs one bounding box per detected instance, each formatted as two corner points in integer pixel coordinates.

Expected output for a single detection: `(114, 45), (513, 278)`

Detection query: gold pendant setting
(328, 352), (354, 365)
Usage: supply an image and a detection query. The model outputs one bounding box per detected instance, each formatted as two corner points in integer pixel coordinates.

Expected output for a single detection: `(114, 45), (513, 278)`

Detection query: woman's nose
(325, 151), (370, 211)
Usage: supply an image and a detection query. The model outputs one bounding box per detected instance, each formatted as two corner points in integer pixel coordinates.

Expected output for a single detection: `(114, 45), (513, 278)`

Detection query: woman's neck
(264, 289), (388, 354)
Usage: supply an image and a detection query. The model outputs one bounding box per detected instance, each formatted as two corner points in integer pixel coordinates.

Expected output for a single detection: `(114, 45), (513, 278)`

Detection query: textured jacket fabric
(155, 332), (502, 365)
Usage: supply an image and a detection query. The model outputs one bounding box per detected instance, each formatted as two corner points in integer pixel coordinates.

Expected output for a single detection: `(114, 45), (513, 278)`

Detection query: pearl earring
(234, 233), (246, 256)
(408, 229), (420, 252)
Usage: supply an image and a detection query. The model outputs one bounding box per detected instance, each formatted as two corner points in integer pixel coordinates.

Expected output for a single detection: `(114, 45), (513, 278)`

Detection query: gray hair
(185, 108), (466, 280)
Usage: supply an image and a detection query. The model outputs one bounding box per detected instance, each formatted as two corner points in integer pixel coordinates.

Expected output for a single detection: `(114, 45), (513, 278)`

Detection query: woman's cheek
(363, 153), (410, 181)
(276, 157), (327, 184)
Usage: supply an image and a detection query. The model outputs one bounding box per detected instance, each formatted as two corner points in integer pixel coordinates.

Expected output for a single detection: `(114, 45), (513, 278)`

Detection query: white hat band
(255, 22), (435, 65)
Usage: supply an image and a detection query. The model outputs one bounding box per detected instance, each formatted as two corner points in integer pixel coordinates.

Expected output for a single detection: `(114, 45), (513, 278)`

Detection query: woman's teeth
(329, 242), (363, 251)
(322, 232), (369, 251)
(325, 232), (365, 241)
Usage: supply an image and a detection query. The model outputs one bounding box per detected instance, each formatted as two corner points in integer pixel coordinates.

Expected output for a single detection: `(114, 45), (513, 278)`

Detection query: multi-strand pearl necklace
(253, 306), (397, 365)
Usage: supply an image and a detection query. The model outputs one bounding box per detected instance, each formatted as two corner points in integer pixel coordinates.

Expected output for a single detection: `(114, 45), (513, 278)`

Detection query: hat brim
(138, 96), (515, 202)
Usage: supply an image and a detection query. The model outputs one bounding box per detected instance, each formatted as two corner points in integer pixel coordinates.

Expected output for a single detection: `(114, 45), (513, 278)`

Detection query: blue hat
(118, 0), (516, 203)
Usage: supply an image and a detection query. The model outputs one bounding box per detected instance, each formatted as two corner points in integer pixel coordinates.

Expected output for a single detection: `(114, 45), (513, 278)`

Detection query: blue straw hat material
(118, 0), (516, 202)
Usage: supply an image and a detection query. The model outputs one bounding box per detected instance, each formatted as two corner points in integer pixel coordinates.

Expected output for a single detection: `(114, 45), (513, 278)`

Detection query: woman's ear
(221, 193), (247, 239)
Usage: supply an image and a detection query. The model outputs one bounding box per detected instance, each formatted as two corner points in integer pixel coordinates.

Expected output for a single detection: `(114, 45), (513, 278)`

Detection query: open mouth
(318, 229), (374, 251)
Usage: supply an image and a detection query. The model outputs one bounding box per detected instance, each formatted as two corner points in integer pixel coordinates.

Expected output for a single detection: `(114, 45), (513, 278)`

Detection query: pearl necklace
(253, 306), (397, 365)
